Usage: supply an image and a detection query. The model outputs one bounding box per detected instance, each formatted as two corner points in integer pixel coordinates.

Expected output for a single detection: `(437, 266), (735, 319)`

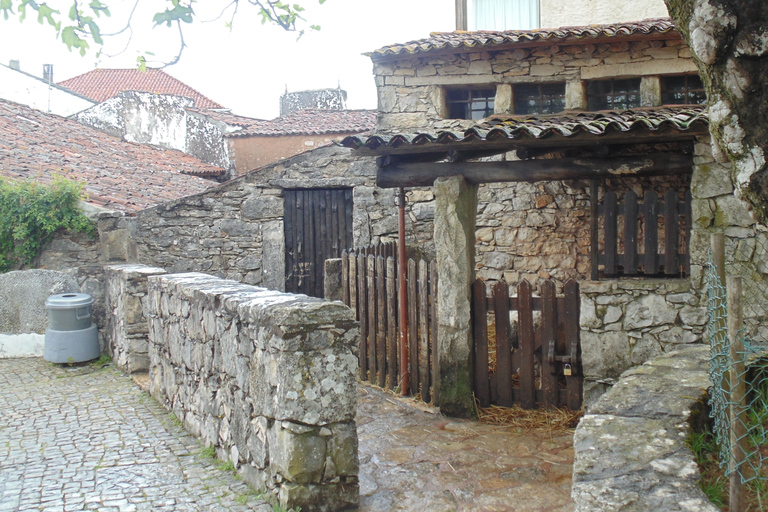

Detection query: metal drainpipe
(397, 187), (409, 396)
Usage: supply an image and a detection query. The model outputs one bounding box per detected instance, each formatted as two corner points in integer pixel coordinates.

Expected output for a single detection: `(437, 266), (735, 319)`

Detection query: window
(661, 75), (706, 105)
(587, 78), (641, 111)
(513, 83), (566, 115)
(446, 88), (496, 120)
(469, 0), (539, 30)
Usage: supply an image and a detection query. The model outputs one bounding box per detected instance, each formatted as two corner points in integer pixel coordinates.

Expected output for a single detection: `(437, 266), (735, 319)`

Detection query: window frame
(513, 82), (566, 116)
(660, 74), (707, 106)
(586, 78), (642, 111)
(445, 87), (497, 120)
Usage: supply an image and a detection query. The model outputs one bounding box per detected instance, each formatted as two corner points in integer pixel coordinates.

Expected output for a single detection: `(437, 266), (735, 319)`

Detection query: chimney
(43, 64), (53, 84)
(9, 60), (20, 71)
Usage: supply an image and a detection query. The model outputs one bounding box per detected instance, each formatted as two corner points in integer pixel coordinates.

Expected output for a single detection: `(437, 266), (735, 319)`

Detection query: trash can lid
(45, 293), (94, 309)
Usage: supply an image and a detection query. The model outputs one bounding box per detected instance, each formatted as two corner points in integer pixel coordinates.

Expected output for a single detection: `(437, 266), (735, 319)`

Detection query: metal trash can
(44, 293), (100, 363)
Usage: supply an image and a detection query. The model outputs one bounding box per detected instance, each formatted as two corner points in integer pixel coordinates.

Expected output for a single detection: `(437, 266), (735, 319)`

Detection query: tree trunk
(664, 0), (768, 224)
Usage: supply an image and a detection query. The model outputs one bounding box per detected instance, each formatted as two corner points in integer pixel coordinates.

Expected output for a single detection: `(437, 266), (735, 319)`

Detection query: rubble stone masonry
(146, 272), (359, 511)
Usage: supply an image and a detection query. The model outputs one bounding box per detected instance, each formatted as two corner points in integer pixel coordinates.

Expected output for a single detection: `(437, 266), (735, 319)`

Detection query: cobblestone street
(0, 358), (269, 512)
(1, 358), (575, 511)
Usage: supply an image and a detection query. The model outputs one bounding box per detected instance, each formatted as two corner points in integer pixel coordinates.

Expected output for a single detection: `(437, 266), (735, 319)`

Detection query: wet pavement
(356, 386), (574, 512)
(0, 358), (574, 512)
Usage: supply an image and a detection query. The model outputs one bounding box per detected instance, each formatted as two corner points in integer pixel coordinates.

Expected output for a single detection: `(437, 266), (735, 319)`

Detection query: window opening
(446, 88), (496, 120)
(661, 75), (706, 105)
(469, 0), (540, 30)
(586, 78), (641, 111)
(513, 83), (566, 115)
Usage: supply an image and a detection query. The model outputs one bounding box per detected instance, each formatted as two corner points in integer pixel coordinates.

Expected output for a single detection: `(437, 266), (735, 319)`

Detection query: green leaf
(136, 55), (147, 72)
(0, 0), (14, 18)
(68, 3), (77, 20)
(86, 20), (102, 44)
(36, 3), (58, 26)
(61, 25), (86, 51)
(310, 24), (320, 31)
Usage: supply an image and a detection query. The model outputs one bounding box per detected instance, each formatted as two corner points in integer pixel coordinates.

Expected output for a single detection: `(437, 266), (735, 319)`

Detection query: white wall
(0, 64), (94, 117)
(540, 0), (669, 29)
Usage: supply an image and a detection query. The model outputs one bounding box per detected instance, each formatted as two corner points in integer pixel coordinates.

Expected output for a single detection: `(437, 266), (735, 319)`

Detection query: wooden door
(284, 188), (353, 297)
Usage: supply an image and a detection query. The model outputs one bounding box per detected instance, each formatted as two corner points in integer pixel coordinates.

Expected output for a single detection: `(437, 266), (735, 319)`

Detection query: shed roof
(368, 18), (678, 60)
(58, 68), (224, 109)
(340, 106), (708, 156)
(230, 109), (377, 137)
(0, 98), (222, 212)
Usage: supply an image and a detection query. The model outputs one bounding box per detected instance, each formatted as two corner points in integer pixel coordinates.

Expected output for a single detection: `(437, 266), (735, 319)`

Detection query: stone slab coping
(571, 344), (718, 512)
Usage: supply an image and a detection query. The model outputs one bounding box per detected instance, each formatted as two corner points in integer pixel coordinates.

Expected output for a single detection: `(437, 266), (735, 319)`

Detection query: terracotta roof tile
(340, 106), (707, 151)
(0, 99), (222, 213)
(230, 109), (377, 137)
(368, 18), (678, 60)
(187, 108), (265, 128)
(58, 68), (224, 109)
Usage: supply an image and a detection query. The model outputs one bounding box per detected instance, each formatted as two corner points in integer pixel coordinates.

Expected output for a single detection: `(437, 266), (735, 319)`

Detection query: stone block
(624, 294), (677, 330)
(581, 331), (631, 380)
(268, 422), (327, 484)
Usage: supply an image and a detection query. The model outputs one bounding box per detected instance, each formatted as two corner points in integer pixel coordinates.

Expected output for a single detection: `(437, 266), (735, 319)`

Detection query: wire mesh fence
(707, 231), (768, 485)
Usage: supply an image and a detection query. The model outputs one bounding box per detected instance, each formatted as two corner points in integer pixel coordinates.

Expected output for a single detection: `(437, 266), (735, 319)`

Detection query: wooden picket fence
(340, 243), (439, 403)
(472, 278), (583, 410)
(596, 189), (692, 277)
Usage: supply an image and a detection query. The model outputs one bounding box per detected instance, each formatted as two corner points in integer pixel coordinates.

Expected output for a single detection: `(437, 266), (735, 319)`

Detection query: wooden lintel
(376, 153), (693, 188)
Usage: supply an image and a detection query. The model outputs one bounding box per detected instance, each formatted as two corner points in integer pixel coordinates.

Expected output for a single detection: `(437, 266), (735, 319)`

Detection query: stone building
(341, 17), (763, 410)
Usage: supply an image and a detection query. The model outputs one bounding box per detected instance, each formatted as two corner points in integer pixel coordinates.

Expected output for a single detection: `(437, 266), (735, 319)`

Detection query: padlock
(564, 363), (572, 376)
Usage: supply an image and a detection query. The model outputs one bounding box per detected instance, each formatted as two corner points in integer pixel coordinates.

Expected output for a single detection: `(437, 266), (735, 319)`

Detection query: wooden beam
(376, 153), (693, 188)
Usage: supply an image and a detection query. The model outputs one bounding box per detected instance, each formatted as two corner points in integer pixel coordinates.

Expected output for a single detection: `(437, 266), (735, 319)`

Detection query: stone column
(433, 175), (478, 418)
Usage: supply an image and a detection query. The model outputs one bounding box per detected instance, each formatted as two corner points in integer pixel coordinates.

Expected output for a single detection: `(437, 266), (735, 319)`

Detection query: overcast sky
(0, 0), (455, 119)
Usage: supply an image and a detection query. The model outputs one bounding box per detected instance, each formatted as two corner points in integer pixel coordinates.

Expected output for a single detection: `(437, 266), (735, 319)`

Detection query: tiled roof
(58, 68), (224, 109)
(368, 18), (678, 60)
(230, 109), (377, 137)
(340, 107), (707, 152)
(187, 108), (265, 128)
(0, 99), (223, 212)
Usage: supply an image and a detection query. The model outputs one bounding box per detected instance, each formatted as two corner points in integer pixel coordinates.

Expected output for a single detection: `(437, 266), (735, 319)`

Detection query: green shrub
(0, 176), (96, 272)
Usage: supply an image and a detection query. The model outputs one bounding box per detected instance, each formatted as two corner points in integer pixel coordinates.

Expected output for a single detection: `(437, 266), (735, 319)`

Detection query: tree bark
(664, 0), (768, 224)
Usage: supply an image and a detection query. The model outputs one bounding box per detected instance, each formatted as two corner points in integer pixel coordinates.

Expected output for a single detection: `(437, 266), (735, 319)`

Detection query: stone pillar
(324, 258), (343, 301)
(494, 84), (513, 115)
(433, 176), (477, 417)
(565, 80), (587, 110)
(640, 76), (662, 107)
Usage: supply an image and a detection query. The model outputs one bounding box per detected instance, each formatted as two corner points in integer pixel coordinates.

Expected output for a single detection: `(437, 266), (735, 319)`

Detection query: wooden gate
(340, 243), (439, 403)
(472, 279), (582, 410)
(285, 188), (353, 298)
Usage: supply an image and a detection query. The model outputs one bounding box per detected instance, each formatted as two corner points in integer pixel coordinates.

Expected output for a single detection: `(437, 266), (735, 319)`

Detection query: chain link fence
(707, 231), (768, 484)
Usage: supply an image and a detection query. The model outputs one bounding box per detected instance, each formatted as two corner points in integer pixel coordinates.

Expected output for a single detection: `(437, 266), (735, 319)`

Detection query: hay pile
(476, 401), (583, 432)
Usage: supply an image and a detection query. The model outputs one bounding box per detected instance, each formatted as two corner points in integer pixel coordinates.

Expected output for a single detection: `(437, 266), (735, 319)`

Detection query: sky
(0, 0), (455, 119)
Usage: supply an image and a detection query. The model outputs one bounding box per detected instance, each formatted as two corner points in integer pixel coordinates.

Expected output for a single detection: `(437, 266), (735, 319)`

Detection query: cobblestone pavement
(1, 358), (574, 512)
(357, 386), (575, 512)
(0, 358), (269, 512)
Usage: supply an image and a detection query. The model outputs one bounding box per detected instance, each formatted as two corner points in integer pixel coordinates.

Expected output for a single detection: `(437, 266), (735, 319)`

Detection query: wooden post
(728, 275), (746, 512)
(398, 188), (409, 395)
(590, 180), (599, 281)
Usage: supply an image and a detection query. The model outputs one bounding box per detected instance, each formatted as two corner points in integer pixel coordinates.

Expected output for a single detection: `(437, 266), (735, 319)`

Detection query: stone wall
(131, 145), (435, 290)
(372, 36), (697, 133)
(280, 89), (347, 116)
(572, 345), (716, 512)
(104, 264), (167, 373)
(539, 0), (669, 28)
(146, 272), (359, 511)
(75, 91), (233, 170)
(579, 278), (706, 405)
